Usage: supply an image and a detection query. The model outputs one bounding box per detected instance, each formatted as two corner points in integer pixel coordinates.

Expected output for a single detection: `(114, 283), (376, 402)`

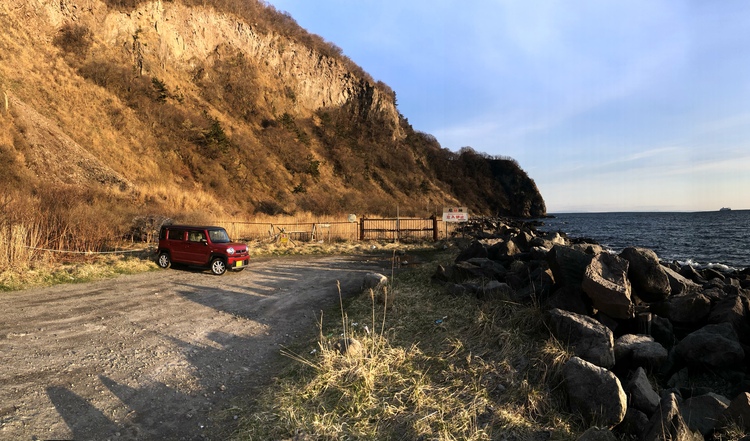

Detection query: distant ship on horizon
(720, 207), (732, 211)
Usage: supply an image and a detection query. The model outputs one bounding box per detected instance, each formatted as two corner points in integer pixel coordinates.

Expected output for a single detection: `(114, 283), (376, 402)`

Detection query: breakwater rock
(435, 217), (750, 439)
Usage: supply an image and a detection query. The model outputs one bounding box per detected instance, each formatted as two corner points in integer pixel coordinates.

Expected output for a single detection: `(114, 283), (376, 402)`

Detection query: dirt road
(0, 254), (390, 440)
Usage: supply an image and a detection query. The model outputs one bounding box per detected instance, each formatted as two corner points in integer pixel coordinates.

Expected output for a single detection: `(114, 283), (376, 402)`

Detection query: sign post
(442, 206), (468, 239)
(442, 206), (469, 222)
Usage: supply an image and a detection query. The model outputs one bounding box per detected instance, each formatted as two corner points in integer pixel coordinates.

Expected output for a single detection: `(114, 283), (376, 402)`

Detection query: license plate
(235, 260), (243, 268)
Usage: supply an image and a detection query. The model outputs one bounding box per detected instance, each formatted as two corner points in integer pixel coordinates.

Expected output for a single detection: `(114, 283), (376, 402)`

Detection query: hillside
(0, 0), (545, 238)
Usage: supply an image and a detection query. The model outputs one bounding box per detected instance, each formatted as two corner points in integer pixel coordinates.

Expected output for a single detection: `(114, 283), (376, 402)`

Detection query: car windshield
(208, 229), (231, 243)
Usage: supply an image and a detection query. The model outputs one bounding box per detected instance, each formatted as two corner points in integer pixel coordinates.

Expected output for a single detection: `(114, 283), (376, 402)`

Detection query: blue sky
(266, 1), (750, 212)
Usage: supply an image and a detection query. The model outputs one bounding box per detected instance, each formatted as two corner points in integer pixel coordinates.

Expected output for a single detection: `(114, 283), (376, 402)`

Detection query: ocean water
(538, 210), (750, 270)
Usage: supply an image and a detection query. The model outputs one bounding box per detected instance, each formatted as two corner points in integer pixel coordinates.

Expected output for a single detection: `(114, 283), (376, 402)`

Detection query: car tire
(211, 257), (227, 275)
(157, 252), (171, 269)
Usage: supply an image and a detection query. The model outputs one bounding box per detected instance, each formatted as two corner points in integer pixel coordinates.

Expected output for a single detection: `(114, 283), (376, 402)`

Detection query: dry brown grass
(232, 249), (581, 440)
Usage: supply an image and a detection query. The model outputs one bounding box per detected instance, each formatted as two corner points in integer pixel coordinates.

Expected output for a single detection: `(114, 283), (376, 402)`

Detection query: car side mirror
(201, 239), (208, 245)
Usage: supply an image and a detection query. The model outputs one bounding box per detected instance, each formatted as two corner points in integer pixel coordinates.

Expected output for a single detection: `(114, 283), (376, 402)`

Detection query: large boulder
(563, 357), (627, 428)
(663, 266), (701, 296)
(547, 245), (596, 288)
(679, 265), (708, 285)
(582, 253), (634, 319)
(620, 247), (671, 302)
(681, 392), (730, 436)
(625, 367), (660, 415)
(618, 408), (650, 438)
(543, 285), (591, 316)
(465, 258), (508, 280)
(708, 294), (750, 345)
(530, 231), (567, 251)
(615, 334), (668, 371)
(653, 293), (711, 326)
(643, 392), (702, 441)
(675, 322), (745, 370)
(719, 392), (750, 431)
(650, 314), (676, 349)
(488, 237), (524, 261)
(547, 308), (615, 368)
(455, 240), (487, 262)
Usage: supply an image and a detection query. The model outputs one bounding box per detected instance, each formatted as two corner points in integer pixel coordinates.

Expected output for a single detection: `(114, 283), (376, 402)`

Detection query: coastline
(441, 216), (750, 437)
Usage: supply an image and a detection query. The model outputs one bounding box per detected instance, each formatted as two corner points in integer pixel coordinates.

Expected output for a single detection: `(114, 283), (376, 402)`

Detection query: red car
(156, 225), (249, 275)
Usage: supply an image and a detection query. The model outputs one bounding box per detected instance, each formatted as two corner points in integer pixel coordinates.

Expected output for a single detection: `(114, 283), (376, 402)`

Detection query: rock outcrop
(434, 216), (750, 439)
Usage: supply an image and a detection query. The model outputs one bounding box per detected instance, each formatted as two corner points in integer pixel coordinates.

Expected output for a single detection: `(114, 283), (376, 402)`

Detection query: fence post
(359, 218), (365, 241)
(431, 215), (438, 241)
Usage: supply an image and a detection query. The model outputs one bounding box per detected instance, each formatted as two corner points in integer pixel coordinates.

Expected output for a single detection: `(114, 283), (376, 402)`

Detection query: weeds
(233, 249), (580, 440)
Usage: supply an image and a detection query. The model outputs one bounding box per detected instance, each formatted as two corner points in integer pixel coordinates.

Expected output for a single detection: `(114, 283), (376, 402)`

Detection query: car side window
(168, 229), (184, 240)
(188, 231), (205, 242)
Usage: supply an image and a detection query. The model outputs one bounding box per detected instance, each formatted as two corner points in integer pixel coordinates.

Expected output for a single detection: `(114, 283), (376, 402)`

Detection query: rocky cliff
(0, 0), (545, 224)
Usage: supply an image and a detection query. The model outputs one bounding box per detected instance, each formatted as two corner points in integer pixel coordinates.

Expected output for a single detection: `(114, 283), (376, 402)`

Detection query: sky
(266, 1), (750, 213)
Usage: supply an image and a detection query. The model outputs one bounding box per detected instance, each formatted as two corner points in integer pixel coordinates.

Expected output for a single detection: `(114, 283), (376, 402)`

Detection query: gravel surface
(0, 254), (389, 440)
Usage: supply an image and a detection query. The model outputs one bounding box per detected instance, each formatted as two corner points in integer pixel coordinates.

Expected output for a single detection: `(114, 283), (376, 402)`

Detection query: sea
(537, 210), (750, 271)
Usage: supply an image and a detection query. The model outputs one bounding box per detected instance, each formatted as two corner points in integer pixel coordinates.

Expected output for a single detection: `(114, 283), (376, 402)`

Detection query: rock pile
(433, 219), (750, 440)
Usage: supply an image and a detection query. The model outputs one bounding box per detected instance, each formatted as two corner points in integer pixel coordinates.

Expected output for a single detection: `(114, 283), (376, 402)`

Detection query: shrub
(53, 23), (92, 59)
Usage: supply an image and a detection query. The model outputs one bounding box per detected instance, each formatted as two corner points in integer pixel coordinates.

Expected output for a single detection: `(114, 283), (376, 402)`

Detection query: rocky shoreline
(434, 217), (750, 440)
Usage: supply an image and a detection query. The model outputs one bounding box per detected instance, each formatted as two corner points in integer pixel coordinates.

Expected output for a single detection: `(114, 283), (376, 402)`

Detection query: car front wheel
(211, 258), (227, 275)
(157, 252), (171, 269)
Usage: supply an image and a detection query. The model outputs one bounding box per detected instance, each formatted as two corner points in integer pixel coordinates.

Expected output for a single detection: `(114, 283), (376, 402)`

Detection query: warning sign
(442, 206), (469, 222)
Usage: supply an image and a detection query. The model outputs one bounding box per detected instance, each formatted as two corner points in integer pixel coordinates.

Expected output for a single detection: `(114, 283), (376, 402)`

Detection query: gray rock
(582, 253), (634, 319)
(333, 338), (363, 357)
(547, 308), (615, 368)
(643, 392), (702, 441)
(663, 265), (701, 296)
(618, 408), (649, 438)
(475, 280), (514, 300)
(679, 265), (707, 285)
(362, 272), (387, 290)
(455, 240), (488, 262)
(563, 357), (627, 428)
(719, 392), (750, 431)
(703, 267), (726, 282)
(620, 247), (672, 302)
(452, 260), (491, 282)
(650, 314), (676, 349)
(681, 392), (730, 436)
(547, 245), (596, 288)
(543, 285), (591, 316)
(667, 367), (690, 390)
(656, 293), (711, 325)
(465, 257), (508, 279)
(675, 323), (745, 370)
(708, 294), (750, 345)
(626, 367), (661, 415)
(615, 334), (668, 370)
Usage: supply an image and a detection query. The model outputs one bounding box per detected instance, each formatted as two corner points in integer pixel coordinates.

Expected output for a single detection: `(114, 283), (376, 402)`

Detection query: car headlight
(227, 247), (235, 255)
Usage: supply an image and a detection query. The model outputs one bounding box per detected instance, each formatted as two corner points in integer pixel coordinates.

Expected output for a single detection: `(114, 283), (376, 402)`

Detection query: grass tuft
(232, 248), (581, 440)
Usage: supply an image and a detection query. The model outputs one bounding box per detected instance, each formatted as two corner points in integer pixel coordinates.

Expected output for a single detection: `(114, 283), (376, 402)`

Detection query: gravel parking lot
(0, 254), (388, 440)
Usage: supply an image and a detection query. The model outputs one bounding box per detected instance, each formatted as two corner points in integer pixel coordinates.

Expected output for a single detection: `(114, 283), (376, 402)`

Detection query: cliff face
(0, 0), (545, 222)
(96, 1), (401, 136)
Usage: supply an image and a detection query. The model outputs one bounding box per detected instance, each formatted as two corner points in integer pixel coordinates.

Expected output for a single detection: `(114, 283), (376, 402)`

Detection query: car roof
(161, 225), (226, 231)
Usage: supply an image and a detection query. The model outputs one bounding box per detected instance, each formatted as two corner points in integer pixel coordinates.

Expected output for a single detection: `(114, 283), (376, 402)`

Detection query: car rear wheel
(211, 258), (227, 275)
(157, 252), (171, 269)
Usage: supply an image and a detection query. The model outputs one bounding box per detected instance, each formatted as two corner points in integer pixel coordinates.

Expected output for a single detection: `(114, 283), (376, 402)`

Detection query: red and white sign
(442, 206), (469, 222)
